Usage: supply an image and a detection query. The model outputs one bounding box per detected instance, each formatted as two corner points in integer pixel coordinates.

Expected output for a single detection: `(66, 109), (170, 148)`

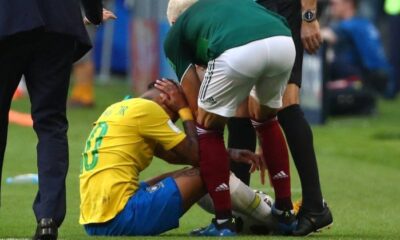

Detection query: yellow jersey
(79, 98), (186, 224)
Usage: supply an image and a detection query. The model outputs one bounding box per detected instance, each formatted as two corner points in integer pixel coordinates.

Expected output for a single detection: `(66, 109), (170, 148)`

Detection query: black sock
(278, 104), (324, 212)
(227, 117), (256, 186)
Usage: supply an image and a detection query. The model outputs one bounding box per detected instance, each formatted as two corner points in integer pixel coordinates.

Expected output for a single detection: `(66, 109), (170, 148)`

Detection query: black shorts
(257, 0), (303, 87)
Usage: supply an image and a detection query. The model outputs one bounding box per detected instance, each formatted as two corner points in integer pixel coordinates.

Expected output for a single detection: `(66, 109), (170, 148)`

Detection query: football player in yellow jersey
(80, 79), (274, 236)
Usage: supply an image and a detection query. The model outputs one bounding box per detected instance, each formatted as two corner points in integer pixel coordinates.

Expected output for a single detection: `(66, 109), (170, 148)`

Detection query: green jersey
(164, 0), (292, 80)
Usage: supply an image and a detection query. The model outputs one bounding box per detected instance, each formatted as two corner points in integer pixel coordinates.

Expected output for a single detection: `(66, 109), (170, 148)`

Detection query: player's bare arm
(301, 0), (322, 54)
(154, 144), (197, 165)
(155, 79), (199, 165)
(180, 65), (202, 116)
(228, 148), (266, 184)
(155, 144), (264, 173)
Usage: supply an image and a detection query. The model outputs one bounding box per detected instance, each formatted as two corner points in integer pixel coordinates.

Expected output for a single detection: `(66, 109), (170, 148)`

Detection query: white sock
(197, 173), (272, 222)
(229, 173), (272, 222)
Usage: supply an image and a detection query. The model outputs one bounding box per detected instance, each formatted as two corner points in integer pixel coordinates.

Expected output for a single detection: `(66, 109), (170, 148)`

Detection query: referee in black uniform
(228, 0), (333, 236)
(0, 1), (106, 239)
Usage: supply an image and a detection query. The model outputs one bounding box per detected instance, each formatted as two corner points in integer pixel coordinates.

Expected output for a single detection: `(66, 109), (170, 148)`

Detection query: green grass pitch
(1, 80), (400, 239)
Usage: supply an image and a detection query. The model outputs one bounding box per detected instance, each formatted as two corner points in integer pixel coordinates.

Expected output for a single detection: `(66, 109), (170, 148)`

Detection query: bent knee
(282, 84), (300, 108)
(248, 97), (278, 121)
(196, 108), (227, 130)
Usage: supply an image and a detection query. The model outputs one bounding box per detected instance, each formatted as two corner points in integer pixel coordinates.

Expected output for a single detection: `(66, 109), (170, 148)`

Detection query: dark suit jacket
(0, 0), (102, 61)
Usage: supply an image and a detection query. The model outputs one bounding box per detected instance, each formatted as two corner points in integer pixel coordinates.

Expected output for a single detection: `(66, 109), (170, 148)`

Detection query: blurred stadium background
(76, 0), (400, 122)
(1, 0), (400, 239)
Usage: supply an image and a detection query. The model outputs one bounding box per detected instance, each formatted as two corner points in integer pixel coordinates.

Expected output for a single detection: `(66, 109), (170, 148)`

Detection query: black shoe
(32, 218), (58, 240)
(271, 204), (297, 235)
(293, 203), (333, 236)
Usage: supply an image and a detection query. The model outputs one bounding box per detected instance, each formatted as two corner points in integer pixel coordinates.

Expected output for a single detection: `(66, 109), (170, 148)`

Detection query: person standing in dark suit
(0, 1), (114, 239)
(228, 0), (333, 236)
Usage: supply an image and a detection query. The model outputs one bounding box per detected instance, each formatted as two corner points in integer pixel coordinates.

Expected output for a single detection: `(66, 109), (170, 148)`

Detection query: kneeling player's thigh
(133, 177), (183, 235)
(86, 178), (183, 236)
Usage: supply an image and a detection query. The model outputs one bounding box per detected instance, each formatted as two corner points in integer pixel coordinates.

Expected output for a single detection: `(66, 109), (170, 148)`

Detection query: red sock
(198, 128), (232, 219)
(253, 118), (292, 210)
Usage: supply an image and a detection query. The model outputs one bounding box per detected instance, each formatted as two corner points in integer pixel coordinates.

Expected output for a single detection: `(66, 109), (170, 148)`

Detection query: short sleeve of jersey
(138, 101), (186, 150)
(164, 25), (192, 81)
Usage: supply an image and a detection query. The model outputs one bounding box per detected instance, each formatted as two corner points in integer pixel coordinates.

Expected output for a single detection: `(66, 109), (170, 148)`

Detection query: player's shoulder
(165, 20), (182, 44)
(133, 98), (170, 119)
(98, 98), (165, 120)
(123, 98), (165, 114)
(135, 97), (161, 108)
(164, 28), (181, 57)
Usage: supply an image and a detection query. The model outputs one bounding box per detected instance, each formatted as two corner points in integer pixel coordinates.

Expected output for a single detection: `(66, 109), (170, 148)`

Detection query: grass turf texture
(1, 79), (400, 239)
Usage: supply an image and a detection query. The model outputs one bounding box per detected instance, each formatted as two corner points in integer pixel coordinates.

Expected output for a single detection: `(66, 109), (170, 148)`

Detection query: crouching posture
(79, 80), (274, 236)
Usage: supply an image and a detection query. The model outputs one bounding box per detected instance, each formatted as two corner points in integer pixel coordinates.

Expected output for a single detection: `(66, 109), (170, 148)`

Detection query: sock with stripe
(252, 118), (293, 211)
(198, 126), (233, 220)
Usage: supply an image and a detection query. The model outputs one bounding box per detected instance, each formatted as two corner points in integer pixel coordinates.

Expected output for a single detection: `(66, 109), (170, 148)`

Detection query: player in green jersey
(164, 0), (296, 236)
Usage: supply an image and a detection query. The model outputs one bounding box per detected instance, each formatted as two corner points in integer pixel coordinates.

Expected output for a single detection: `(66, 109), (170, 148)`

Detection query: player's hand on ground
(84, 8), (117, 25)
(155, 78), (189, 112)
(301, 20), (322, 54)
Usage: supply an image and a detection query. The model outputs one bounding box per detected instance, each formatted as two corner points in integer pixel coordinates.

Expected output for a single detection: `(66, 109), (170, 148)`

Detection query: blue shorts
(84, 177), (183, 236)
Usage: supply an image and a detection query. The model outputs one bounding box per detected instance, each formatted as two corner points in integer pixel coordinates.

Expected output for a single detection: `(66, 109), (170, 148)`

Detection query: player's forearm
(168, 109), (199, 166)
(155, 146), (187, 165)
(179, 107), (198, 155)
(181, 119), (199, 164)
(301, 0), (317, 11)
(227, 148), (238, 162)
(181, 65), (201, 116)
